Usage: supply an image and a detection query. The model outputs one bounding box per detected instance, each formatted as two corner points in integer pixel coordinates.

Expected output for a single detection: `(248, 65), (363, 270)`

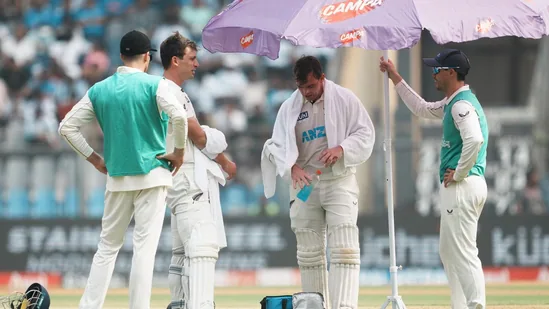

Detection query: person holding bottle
(261, 55), (376, 309)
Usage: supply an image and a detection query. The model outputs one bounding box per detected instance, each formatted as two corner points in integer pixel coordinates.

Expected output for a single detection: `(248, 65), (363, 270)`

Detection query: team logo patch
(298, 111), (309, 121)
(441, 139), (451, 148)
(181, 89), (191, 110)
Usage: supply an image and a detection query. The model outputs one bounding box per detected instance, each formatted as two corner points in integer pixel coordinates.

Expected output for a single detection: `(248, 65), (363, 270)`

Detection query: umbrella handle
(381, 49), (404, 307)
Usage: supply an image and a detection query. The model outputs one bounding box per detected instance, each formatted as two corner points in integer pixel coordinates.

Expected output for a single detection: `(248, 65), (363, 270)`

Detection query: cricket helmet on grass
(0, 282), (50, 309)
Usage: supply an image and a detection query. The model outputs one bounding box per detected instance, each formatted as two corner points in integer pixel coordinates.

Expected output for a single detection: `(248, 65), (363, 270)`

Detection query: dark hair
(456, 71), (466, 81)
(293, 55), (323, 84)
(160, 31), (198, 70)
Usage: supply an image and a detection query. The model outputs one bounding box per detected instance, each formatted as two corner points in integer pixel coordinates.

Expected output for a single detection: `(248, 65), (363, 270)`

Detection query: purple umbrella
(202, 1), (549, 308)
(203, 0), (549, 60)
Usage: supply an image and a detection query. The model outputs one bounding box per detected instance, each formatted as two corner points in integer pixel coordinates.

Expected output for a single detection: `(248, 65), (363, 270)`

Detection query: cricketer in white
(58, 30), (188, 309)
(159, 32), (237, 309)
(380, 49), (488, 309)
(261, 56), (375, 309)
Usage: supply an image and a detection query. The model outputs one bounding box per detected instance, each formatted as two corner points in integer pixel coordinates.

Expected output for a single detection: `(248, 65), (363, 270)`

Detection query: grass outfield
(6, 282), (547, 309)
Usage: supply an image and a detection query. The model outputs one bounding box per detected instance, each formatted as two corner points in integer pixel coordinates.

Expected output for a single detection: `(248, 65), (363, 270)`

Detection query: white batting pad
(328, 223), (360, 309)
(186, 220), (219, 309)
(294, 228), (329, 307)
(168, 251), (187, 309)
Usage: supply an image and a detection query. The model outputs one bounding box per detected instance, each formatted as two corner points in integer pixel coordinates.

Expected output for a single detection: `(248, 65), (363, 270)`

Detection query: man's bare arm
(188, 117), (207, 149)
(214, 152), (236, 180)
(214, 152), (229, 166)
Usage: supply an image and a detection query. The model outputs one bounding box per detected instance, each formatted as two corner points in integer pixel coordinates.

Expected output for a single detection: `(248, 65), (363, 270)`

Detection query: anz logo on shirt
(302, 126), (326, 143)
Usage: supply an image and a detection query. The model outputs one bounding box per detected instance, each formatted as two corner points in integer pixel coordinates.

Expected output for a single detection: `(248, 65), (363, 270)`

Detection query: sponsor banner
(0, 272), (62, 290)
(359, 268), (449, 286)
(201, 266), (549, 287)
(484, 266), (549, 282)
(0, 214), (548, 287)
(5, 267), (547, 289)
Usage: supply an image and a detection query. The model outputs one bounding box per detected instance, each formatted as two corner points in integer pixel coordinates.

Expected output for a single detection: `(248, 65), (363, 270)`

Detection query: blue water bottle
(296, 170), (322, 202)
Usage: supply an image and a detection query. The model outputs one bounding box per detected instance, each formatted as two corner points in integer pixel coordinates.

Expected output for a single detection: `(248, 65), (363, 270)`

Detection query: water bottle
(296, 170), (322, 202)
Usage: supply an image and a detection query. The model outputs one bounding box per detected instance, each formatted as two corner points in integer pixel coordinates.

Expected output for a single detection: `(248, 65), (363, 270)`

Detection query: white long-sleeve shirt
(164, 78), (196, 163)
(58, 66), (188, 192)
(395, 80), (484, 182)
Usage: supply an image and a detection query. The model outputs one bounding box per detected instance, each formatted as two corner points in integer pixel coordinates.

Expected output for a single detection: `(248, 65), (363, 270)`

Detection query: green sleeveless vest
(89, 72), (170, 177)
(439, 90), (489, 183)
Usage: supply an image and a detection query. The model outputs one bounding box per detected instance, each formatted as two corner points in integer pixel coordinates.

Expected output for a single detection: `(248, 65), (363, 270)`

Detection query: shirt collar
(164, 77), (182, 89)
(116, 66), (144, 74)
(445, 85), (470, 104)
(306, 92), (324, 104)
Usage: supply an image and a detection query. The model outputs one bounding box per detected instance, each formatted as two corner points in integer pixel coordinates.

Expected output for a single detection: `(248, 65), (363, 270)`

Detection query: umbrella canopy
(202, 0), (549, 60)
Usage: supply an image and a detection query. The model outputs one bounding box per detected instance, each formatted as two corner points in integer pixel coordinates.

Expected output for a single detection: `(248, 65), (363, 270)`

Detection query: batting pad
(168, 251), (186, 309)
(328, 223), (360, 309)
(186, 220), (219, 309)
(294, 228), (329, 307)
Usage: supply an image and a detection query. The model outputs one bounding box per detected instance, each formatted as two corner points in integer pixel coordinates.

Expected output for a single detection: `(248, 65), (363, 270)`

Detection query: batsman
(261, 56), (376, 309)
(160, 32), (236, 309)
(380, 49), (489, 309)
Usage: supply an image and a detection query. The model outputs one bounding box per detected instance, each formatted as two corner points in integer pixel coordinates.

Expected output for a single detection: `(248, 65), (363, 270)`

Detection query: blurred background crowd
(0, 0), (548, 219)
(0, 0), (339, 218)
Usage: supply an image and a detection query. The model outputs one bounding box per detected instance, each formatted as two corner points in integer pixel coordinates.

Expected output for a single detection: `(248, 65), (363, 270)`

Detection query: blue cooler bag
(260, 295), (293, 309)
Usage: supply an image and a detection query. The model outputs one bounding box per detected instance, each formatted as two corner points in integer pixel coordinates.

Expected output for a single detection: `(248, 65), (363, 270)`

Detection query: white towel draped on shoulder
(194, 125), (228, 248)
(261, 79), (376, 198)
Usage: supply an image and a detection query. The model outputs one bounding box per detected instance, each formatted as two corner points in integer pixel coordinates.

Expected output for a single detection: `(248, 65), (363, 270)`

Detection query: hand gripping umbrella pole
(380, 50), (407, 309)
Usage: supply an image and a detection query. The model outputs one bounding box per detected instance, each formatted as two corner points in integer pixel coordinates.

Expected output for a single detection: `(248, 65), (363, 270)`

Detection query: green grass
(43, 284), (549, 308)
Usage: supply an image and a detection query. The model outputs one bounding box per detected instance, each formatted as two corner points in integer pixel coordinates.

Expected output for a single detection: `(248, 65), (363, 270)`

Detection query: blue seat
(33, 188), (57, 218)
(6, 189), (29, 218)
(63, 187), (80, 218)
(220, 183), (250, 215)
(87, 188), (105, 218)
(4, 157), (29, 218)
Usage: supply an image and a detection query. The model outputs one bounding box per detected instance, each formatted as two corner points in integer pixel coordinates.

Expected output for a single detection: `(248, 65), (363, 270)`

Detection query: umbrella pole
(380, 50), (407, 309)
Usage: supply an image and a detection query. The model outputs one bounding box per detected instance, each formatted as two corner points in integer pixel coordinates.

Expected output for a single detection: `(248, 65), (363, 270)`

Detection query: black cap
(120, 30), (157, 56)
(423, 49), (470, 75)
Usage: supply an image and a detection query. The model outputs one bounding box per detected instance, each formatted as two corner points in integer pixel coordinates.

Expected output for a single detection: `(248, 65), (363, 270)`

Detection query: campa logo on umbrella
(320, 0), (384, 24)
(340, 29), (365, 44)
(476, 18), (495, 33)
(240, 31), (254, 48)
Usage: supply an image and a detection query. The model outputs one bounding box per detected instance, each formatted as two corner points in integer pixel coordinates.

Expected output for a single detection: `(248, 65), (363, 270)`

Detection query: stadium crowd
(0, 0), (336, 218)
(1, 0), (546, 218)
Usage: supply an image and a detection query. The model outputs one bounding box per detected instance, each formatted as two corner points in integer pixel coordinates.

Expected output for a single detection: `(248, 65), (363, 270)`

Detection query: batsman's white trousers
(439, 175), (487, 309)
(167, 165), (218, 309)
(79, 186), (168, 309)
(289, 171), (360, 309)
